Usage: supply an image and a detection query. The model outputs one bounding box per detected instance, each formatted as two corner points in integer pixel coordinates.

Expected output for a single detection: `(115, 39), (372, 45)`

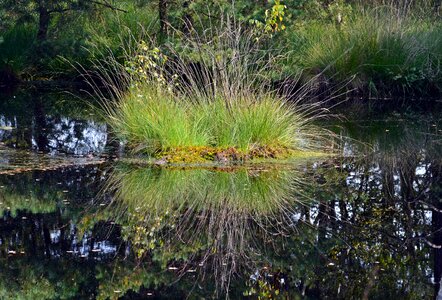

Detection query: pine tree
(0, 0), (126, 41)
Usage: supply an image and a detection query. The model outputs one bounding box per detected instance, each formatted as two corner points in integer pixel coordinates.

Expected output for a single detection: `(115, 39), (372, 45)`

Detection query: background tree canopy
(0, 0), (441, 96)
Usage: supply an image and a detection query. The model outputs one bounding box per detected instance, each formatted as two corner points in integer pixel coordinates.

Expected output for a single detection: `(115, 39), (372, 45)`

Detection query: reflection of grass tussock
(107, 165), (300, 215)
(101, 164), (308, 292)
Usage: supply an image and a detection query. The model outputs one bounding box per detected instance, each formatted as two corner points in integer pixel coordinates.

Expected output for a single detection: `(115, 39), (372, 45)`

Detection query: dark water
(0, 89), (441, 299)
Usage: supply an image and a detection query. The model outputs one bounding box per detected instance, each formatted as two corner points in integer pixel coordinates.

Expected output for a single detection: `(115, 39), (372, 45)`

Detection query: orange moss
(248, 145), (294, 159)
(155, 145), (295, 164)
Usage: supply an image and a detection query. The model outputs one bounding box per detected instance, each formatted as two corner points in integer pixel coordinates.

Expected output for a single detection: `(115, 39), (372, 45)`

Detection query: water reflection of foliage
(0, 259), (89, 299)
(0, 151), (439, 298)
(0, 263), (57, 299)
(0, 112), (440, 298)
(336, 114), (441, 157)
(0, 165), (109, 263)
(0, 189), (56, 217)
(281, 150), (441, 297)
(237, 113), (441, 297)
(0, 170), (68, 218)
(0, 165), (105, 218)
(94, 141), (442, 298)
(100, 165), (306, 294)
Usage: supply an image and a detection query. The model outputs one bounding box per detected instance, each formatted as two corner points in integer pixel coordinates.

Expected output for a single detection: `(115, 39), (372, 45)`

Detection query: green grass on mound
(289, 9), (442, 95)
(94, 22), (331, 163)
(106, 84), (324, 162)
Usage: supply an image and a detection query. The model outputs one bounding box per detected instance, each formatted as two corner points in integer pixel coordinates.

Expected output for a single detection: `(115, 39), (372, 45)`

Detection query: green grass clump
(289, 9), (442, 95)
(196, 96), (306, 150)
(108, 85), (211, 153)
(106, 84), (317, 160)
(94, 21), (329, 162)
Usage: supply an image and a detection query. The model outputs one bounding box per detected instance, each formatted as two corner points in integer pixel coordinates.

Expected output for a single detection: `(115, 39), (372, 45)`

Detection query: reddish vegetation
(155, 145), (294, 164)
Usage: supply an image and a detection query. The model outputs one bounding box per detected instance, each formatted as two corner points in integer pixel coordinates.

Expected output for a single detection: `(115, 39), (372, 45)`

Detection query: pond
(0, 88), (441, 299)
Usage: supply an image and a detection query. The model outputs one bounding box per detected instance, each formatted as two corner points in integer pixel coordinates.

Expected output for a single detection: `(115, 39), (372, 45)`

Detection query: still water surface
(0, 89), (441, 299)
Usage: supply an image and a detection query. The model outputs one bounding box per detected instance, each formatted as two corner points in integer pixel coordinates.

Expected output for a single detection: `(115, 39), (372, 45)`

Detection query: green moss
(155, 145), (306, 164)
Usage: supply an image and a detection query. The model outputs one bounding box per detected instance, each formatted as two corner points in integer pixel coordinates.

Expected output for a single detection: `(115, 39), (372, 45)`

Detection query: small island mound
(96, 24), (330, 164)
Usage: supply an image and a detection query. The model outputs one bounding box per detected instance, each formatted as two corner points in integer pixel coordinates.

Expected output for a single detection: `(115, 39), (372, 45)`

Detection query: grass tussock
(94, 22), (329, 163)
(108, 85), (319, 162)
(290, 8), (442, 95)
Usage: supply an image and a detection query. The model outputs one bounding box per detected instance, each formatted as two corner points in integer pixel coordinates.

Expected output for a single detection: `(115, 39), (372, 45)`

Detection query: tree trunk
(37, 1), (50, 41)
(182, 0), (194, 34)
(435, 0), (442, 14)
(159, 0), (168, 36)
(431, 162), (442, 299)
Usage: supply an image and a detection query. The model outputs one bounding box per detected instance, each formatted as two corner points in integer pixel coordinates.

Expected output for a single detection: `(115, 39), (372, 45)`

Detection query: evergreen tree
(0, 0), (125, 41)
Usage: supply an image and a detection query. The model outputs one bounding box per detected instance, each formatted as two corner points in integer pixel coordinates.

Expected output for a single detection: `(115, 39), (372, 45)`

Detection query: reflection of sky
(8, 228), (119, 259)
(1, 114), (107, 155)
(0, 115), (14, 127)
(35, 117), (107, 155)
(0, 115), (14, 140)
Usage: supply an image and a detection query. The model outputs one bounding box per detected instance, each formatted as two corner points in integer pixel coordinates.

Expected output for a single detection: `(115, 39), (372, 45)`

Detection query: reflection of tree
(32, 90), (49, 152)
(0, 165), (109, 257)
(89, 128), (442, 299)
(0, 88), (107, 155)
(0, 165), (127, 298)
(0, 257), (105, 299)
(0, 262), (57, 299)
(282, 116), (442, 299)
(431, 160), (442, 298)
(0, 151), (440, 298)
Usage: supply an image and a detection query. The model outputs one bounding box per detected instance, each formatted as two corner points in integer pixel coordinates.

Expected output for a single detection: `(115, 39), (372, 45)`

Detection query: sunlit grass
(109, 85), (210, 152)
(290, 8), (442, 94)
(94, 21), (330, 162)
(107, 84), (319, 158)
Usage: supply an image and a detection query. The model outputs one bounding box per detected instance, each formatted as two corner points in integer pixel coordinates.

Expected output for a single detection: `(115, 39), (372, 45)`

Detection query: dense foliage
(1, 0), (441, 97)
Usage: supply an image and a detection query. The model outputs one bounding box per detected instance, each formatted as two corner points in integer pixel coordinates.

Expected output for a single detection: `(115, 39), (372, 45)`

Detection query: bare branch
(88, 0), (128, 13)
